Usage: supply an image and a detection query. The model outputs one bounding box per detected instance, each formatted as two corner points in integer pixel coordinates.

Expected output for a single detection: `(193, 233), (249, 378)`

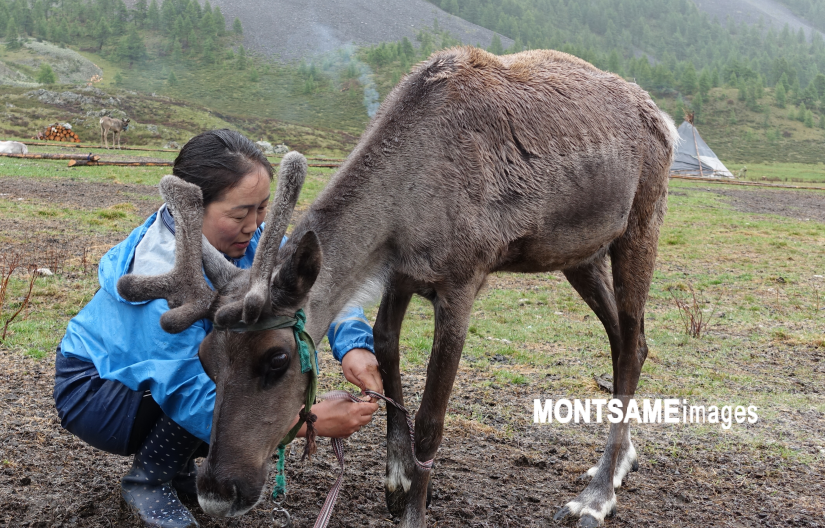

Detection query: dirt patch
(1, 348), (823, 527)
(0, 176), (162, 217)
(1, 179), (824, 527)
(702, 187), (825, 223)
(0, 177), (163, 266)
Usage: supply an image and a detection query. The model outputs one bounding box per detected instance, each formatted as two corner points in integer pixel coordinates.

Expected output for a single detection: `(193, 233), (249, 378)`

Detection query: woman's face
(202, 164), (271, 258)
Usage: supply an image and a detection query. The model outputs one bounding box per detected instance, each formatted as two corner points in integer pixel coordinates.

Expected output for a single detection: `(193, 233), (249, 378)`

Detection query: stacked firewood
(37, 123), (80, 142)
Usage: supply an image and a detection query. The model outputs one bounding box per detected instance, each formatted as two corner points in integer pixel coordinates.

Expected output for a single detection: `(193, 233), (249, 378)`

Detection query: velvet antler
(116, 176), (233, 333)
(214, 152), (308, 326)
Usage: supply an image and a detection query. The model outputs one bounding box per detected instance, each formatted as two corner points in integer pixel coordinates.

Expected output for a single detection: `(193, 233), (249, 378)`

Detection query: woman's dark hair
(173, 129), (273, 206)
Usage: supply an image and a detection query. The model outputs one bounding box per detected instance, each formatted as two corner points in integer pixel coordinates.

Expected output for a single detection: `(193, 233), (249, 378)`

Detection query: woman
(54, 129), (382, 528)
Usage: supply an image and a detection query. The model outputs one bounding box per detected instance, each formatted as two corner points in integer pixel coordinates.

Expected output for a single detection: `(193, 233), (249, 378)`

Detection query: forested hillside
(777, 0), (825, 32)
(424, 0), (825, 102)
(3, 0), (825, 162)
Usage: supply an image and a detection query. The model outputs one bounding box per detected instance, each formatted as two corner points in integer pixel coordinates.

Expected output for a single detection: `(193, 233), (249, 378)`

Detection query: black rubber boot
(172, 456), (198, 503)
(173, 442), (208, 503)
(121, 414), (202, 527)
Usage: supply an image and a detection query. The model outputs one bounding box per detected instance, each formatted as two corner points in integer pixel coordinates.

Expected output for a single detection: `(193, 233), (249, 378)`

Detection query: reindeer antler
(117, 176), (225, 333)
(214, 152), (308, 326)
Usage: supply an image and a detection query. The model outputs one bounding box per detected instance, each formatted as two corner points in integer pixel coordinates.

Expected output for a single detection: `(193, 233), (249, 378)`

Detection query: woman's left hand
(341, 348), (384, 401)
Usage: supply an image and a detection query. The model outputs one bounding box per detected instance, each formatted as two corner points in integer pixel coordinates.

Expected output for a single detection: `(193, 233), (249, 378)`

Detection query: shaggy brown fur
(120, 47), (677, 527)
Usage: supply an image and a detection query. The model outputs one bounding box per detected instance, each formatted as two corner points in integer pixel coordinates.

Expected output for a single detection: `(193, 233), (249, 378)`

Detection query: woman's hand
(341, 348), (384, 401)
(295, 398), (378, 438)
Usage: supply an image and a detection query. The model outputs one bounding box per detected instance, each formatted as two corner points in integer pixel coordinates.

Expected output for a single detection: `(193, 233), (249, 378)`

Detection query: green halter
(213, 309), (318, 501)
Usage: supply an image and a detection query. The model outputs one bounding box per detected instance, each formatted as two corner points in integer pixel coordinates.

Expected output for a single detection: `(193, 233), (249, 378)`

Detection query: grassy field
(1, 164), (823, 453)
(732, 161), (825, 184)
(0, 155), (823, 526)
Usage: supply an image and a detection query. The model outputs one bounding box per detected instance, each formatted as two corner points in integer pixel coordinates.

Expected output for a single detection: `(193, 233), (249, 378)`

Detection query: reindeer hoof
(426, 478), (432, 508)
(578, 514), (600, 528)
(385, 486), (407, 517)
(553, 505), (572, 522)
(554, 507), (603, 527)
(384, 479), (433, 517)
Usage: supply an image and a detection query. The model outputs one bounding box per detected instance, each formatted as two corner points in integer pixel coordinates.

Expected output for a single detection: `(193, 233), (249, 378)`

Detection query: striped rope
(305, 389), (434, 528)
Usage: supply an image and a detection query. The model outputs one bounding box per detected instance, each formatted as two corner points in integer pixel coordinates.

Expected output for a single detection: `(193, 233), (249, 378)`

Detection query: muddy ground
(1, 177), (824, 527)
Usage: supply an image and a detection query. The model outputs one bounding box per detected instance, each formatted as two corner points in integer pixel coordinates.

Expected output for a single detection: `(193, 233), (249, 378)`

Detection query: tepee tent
(670, 116), (734, 178)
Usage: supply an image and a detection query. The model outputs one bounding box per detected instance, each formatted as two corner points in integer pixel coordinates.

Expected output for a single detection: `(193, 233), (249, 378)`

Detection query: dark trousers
(53, 346), (162, 456)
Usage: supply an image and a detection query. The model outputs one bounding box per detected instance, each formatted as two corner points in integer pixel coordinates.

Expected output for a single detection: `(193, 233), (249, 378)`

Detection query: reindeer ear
(270, 231), (322, 310)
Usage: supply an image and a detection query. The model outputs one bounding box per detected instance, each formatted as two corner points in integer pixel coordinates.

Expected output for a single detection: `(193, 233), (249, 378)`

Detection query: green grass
(1, 156), (823, 463)
(733, 162), (825, 184)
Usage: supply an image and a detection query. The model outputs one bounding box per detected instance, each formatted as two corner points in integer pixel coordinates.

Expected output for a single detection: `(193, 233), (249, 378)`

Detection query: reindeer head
(122, 118), (130, 131)
(117, 152), (321, 517)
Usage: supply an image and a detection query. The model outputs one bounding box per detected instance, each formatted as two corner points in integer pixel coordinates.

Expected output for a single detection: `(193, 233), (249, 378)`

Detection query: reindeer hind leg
(555, 185), (667, 527)
(563, 257), (640, 488)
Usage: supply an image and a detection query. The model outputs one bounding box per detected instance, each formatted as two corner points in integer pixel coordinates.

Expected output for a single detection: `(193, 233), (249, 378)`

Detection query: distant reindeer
(119, 47), (677, 528)
(99, 116), (130, 149)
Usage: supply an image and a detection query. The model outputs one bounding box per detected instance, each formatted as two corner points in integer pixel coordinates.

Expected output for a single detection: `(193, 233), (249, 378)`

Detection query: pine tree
(117, 27), (147, 65)
(5, 16), (22, 50)
(674, 96), (685, 122)
(607, 50), (621, 74)
(249, 68), (259, 82)
(711, 67), (720, 88)
(214, 7), (226, 36)
(488, 34), (504, 55)
(680, 62), (697, 95)
(147, 0), (160, 30)
(819, 113), (825, 129)
(172, 39), (183, 62)
(778, 72), (789, 91)
(114, 71), (124, 85)
(698, 68), (711, 96)
(236, 45), (247, 69)
(797, 102), (807, 121)
(134, 0), (148, 27)
(167, 70), (177, 86)
(775, 82), (786, 108)
(804, 109), (814, 128)
(233, 17), (243, 36)
(36, 63), (56, 84)
(202, 37), (215, 63)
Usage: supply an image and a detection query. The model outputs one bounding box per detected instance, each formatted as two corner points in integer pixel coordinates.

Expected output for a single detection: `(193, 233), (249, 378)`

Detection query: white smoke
(307, 24), (381, 118)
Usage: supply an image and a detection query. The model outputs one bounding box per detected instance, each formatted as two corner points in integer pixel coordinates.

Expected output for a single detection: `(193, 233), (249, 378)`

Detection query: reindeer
(118, 47), (677, 527)
(99, 116), (130, 149)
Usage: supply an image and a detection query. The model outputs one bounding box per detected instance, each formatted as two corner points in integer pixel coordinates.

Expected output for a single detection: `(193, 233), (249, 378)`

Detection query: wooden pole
(691, 125), (704, 179)
(66, 159), (341, 168)
(669, 174), (825, 191)
(23, 141), (180, 153)
(0, 152), (100, 161)
(68, 160), (173, 167)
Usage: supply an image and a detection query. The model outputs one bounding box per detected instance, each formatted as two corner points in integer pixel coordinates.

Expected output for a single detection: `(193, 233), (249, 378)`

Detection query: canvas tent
(670, 121), (734, 178)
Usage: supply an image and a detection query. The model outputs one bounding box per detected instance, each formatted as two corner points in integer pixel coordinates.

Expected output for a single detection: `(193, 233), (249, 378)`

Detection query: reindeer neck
(288, 153), (396, 341)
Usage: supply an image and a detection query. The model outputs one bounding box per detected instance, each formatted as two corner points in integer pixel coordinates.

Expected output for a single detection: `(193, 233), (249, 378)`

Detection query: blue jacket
(59, 208), (374, 443)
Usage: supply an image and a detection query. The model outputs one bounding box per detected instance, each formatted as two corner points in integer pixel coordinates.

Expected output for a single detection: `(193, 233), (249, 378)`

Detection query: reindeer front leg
(398, 281), (479, 528)
(373, 285), (414, 516)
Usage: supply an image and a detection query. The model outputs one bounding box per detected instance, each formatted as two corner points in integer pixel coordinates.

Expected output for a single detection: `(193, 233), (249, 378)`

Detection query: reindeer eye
(262, 350), (290, 389)
(270, 353), (289, 370)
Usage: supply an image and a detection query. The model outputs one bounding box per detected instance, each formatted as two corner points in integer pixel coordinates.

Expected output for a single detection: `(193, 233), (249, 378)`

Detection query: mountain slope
(692, 0), (824, 39)
(125, 0), (513, 61)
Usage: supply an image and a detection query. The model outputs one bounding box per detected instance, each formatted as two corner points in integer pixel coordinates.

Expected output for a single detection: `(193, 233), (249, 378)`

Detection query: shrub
(36, 63), (56, 84)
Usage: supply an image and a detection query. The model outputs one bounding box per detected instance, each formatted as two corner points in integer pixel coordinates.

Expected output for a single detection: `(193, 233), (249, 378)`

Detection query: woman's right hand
(295, 398), (379, 439)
